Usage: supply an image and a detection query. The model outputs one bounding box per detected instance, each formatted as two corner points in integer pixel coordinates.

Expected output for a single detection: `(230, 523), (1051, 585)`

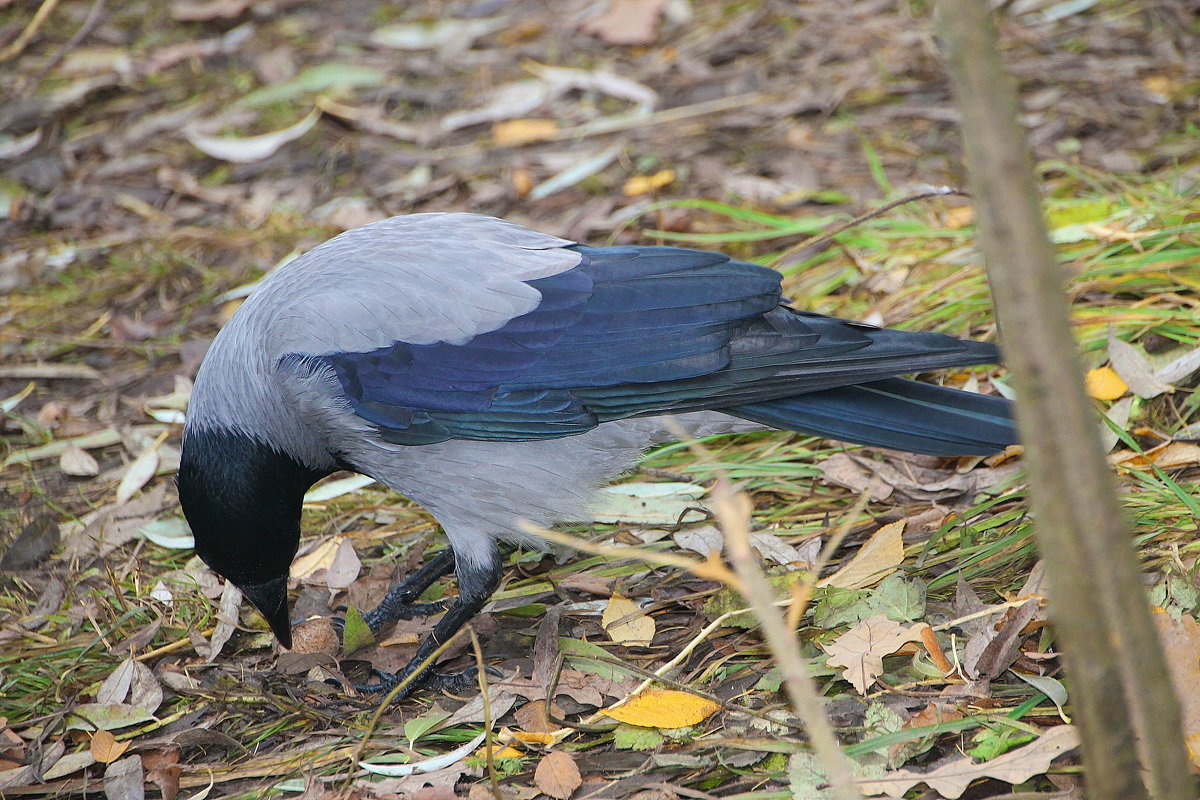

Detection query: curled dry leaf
(535, 750), (583, 800)
(601, 593), (655, 646)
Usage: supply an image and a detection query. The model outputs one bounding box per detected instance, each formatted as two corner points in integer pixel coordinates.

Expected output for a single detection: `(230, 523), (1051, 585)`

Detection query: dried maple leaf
(823, 616), (923, 694)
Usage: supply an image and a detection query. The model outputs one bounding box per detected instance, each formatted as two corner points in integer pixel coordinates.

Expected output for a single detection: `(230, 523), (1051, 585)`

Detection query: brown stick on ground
(933, 1), (1192, 798)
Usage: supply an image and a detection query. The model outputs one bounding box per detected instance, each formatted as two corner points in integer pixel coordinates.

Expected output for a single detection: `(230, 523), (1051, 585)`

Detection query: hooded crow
(177, 212), (1016, 698)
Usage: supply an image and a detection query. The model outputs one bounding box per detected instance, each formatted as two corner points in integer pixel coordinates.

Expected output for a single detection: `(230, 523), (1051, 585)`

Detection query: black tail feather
(731, 378), (1018, 457)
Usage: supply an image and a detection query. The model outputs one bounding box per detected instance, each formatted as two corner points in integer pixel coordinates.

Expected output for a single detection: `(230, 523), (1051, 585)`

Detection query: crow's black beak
(239, 575), (293, 648)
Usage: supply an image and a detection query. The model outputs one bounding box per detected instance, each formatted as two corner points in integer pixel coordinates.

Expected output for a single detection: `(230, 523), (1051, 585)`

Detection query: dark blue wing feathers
(316, 244), (1016, 451)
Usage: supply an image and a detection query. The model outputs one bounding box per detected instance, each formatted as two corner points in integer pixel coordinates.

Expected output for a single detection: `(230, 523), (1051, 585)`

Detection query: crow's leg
(355, 545), (502, 700)
(361, 548), (457, 635)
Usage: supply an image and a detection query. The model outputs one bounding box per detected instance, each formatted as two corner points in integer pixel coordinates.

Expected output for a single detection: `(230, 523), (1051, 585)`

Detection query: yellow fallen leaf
(511, 731), (556, 745)
(90, 730), (130, 764)
(818, 519), (905, 590)
(478, 744), (523, 759)
(600, 688), (720, 728)
(623, 169), (675, 196)
(601, 592), (655, 646)
(493, 118), (559, 146)
(1085, 366), (1127, 401)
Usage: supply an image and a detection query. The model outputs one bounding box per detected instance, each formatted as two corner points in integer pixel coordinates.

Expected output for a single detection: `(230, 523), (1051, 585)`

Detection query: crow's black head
(177, 426), (329, 648)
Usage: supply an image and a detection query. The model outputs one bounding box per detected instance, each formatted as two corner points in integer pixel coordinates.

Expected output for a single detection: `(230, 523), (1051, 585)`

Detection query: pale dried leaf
(535, 750), (582, 800)
(858, 725), (1079, 797)
(205, 581), (242, 661)
(115, 444), (160, 504)
(303, 474), (375, 503)
(817, 452), (894, 500)
(580, 0), (669, 45)
(1153, 344), (1200, 385)
(60, 443), (100, 476)
(185, 109), (320, 164)
(43, 749), (97, 780)
(601, 593), (655, 646)
(589, 481), (707, 524)
(749, 531), (808, 568)
(103, 754), (144, 800)
(323, 538), (362, 589)
(819, 520), (906, 590)
(1108, 331), (1173, 398)
(370, 18), (507, 50)
(1099, 395), (1133, 452)
(97, 660), (136, 705)
(672, 525), (723, 557)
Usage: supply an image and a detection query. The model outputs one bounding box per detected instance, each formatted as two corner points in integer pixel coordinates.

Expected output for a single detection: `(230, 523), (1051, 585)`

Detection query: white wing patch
(239, 213), (580, 355)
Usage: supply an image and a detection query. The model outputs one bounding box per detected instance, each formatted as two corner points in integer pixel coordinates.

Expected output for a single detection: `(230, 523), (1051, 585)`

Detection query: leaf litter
(0, 0), (1197, 797)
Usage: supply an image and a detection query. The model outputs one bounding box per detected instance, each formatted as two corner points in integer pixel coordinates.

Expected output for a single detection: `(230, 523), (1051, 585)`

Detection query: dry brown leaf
(535, 750), (582, 799)
(1085, 366), (1128, 400)
(141, 747), (182, 800)
(580, 0), (669, 45)
(858, 725), (1079, 797)
(819, 519), (905, 590)
(1151, 609), (1200, 768)
(962, 599), (1040, 682)
(90, 730), (130, 764)
(823, 615), (923, 694)
(600, 688), (720, 728)
(601, 593), (655, 646)
(514, 699), (560, 734)
(493, 118), (559, 146)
